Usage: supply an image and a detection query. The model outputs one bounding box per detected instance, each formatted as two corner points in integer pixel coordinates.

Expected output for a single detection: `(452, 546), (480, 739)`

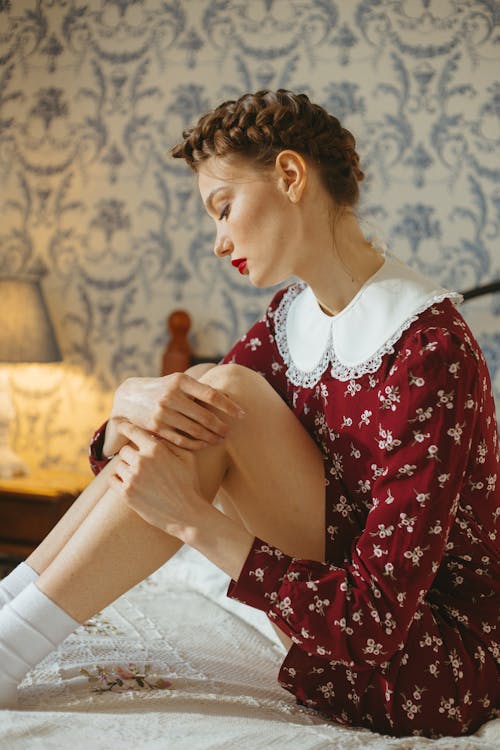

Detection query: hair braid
(171, 89), (364, 207)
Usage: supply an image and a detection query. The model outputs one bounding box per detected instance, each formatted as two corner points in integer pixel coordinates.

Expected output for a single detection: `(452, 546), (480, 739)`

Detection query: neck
(298, 210), (384, 317)
(315, 297), (341, 317)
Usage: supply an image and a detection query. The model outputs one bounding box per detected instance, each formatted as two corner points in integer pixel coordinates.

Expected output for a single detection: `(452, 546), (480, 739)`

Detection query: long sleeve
(89, 422), (111, 475)
(228, 326), (484, 669)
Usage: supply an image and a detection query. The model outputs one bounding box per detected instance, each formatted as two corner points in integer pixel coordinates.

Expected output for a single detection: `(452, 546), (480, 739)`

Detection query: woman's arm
(227, 329), (487, 667)
(89, 365), (246, 476)
(89, 288), (291, 475)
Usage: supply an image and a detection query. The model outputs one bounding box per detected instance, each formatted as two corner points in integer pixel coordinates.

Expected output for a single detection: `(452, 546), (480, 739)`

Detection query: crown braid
(171, 89), (364, 207)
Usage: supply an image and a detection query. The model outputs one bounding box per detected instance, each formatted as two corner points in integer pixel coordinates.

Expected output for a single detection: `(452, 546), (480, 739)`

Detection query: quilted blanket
(1, 546), (499, 750)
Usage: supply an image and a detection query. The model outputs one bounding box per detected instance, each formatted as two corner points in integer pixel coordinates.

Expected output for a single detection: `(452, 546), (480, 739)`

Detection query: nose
(213, 233), (233, 258)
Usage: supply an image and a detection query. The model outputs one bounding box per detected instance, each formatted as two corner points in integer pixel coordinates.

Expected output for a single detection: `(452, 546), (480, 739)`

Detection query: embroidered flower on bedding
(80, 663), (171, 693)
(82, 614), (124, 637)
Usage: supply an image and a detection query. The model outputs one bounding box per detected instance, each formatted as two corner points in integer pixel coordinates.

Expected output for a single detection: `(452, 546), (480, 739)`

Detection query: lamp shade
(0, 276), (62, 363)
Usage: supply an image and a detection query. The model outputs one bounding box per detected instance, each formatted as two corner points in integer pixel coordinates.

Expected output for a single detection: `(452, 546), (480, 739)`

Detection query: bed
(2, 285), (499, 750)
(2, 545), (499, 750)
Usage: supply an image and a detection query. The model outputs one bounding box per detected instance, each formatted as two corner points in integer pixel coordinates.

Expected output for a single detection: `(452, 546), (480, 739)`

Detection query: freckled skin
(198, 159), (300, 288)
(198, 154), (384, 314)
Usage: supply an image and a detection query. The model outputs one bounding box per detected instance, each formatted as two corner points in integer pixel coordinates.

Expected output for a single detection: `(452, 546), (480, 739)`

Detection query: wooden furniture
(161, 310), (193, 375)
(0, 470), (89, 570)
(161, 309), (220, 374)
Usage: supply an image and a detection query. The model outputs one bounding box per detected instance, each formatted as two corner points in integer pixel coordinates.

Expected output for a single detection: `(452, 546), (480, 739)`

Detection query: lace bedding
(2, 546), (499, 750)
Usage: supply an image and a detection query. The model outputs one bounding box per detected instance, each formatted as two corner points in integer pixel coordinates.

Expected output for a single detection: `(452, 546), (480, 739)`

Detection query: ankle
(0, 582), (79, 706)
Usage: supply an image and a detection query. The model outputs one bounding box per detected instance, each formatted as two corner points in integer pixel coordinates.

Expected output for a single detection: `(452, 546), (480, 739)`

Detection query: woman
(0, 90), (498, 738)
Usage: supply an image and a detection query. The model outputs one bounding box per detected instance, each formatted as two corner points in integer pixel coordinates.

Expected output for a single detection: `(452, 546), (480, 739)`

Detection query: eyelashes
(218, 204), (230, 220)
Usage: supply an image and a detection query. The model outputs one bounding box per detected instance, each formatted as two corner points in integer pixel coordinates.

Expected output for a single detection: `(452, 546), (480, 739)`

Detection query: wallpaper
(0, 0), (499, 472)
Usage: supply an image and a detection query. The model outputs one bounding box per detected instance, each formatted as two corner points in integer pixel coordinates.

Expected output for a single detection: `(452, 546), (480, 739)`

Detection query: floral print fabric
(88, 280), (499, 737)
(221, 286), (499, 738)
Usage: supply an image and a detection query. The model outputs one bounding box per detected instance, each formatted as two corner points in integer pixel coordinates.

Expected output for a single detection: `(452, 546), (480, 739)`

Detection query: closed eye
(219, 204), (230, 221)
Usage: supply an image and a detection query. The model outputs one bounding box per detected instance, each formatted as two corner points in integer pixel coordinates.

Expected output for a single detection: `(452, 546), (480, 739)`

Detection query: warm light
(0, 276), (61, 364)
(0, 274), (62, 478)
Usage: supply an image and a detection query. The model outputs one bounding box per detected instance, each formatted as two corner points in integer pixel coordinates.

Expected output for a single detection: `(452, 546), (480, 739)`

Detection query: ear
(274, 150), (307, 203)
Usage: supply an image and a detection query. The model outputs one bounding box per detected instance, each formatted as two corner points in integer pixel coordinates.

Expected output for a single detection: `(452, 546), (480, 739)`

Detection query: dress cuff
(88, 421), (112, 475)
(226, 536), (293, 614)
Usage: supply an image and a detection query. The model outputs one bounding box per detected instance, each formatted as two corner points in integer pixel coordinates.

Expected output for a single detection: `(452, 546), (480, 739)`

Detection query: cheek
(258, 203), (287, 239)
(270, 207), (297, 248)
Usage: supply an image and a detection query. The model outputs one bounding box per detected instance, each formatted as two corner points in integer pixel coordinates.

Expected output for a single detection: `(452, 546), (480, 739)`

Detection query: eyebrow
(204, 186), (226, 213)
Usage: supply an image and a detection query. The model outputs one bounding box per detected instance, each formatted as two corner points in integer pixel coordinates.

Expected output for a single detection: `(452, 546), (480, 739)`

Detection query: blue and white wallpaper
(0, 0), (499, 471)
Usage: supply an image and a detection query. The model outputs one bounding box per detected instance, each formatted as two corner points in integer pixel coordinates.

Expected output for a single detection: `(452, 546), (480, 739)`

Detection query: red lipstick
(231, 259), (248, 275)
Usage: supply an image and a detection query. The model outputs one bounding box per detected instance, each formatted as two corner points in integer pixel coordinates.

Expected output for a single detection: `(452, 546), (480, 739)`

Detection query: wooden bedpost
(161, 310), (192, 375)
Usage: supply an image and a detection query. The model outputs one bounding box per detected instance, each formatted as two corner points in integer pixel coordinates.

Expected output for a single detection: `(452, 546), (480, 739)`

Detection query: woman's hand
(103, 370), (245, 456)
(109, 421), (254, 580)
(108, 421), (209, 539)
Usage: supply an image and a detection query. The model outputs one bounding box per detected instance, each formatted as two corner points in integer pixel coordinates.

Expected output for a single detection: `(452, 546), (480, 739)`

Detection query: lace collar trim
(272, 254), (462, 387)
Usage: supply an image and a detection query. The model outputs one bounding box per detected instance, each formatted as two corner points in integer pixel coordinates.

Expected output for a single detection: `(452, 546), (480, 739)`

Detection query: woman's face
(198, 156), (301, 287)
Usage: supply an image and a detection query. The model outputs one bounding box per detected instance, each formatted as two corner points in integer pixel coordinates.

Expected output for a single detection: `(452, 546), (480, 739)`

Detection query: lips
(231, 258), (248, 275)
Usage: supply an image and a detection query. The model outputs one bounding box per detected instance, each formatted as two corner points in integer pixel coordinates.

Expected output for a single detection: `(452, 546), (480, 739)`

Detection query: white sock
(0, 562), (39, 609)
(0, 582), (79, 707)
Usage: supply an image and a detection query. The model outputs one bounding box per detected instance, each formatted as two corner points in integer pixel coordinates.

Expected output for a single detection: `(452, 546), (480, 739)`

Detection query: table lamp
(0, 274), (62, 479)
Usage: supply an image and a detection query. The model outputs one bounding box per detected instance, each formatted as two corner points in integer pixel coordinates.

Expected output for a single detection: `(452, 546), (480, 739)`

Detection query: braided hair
(171, 89), (364, 207)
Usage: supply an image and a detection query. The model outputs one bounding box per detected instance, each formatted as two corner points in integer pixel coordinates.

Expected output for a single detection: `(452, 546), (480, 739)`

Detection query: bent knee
(185, 361), (217, 380)
(200, 365), (290, 422)
(200, 364), (280, 412)
(200, 363), (263, 392)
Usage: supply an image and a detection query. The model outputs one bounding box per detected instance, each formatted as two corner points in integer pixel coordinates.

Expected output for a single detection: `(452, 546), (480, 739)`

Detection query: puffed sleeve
(228, 326), (483, 668)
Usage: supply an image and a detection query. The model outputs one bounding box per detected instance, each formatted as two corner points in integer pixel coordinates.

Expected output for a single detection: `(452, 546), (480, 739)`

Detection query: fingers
(153, 426), (212, 450)
(161, 373), (246, 443)
(110, 448), (135, 491)
(112, 425), (161, 487)
(178, 374), (246, 420)
(162, 404), (229, 443)
(111, 372), (247, 451)
(116, 419), (207, 454)
(116, 422), (158, 453)
(118, 443), (137, 464)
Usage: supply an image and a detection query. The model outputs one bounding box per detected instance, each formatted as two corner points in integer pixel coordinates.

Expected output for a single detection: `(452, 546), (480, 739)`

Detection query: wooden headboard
(161, 310), (220, 375)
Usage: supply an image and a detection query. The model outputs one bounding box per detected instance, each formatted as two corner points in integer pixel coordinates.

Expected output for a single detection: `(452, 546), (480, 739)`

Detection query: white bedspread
(1, 546), (499, 750)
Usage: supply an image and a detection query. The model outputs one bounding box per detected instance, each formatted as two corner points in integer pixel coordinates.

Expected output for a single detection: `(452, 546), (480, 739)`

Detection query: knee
(200, 363), (262, 397)
(201, 365), (285, 421)
(185, 362), (217, 380)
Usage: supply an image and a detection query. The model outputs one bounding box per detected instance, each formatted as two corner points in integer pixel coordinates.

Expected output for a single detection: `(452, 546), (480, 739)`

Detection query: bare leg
(196, 364), (325, 561)
(26, 363), (217, 577)
(37, 484), (183, 622)
(26, 461), (121, 575)
(36, 365), (325, 633)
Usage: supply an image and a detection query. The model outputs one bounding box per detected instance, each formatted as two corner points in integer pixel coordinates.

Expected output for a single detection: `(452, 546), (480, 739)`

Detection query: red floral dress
(90, 257), (500, 738)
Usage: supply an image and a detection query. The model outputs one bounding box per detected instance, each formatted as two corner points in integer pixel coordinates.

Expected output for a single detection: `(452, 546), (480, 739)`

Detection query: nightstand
(0, 470), (90, 572)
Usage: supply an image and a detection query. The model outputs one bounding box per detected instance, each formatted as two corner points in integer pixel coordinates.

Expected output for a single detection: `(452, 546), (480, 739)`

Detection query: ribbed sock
(0, 562), (39, 609)
(0, 582), (79, 707)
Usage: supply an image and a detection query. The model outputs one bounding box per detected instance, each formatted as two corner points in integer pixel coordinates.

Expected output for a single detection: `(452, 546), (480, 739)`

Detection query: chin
(249, 268), (290, 289)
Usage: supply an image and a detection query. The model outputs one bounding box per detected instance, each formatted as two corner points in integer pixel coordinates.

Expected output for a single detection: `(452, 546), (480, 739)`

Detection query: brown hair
(171, 89), (364, 207)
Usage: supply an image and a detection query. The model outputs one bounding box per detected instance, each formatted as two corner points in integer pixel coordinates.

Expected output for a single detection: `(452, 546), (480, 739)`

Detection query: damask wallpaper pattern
(0, 0), (498, 471)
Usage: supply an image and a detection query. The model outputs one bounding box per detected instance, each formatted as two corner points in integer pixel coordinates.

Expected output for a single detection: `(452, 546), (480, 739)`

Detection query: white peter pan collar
(273, 254), (462, 387)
